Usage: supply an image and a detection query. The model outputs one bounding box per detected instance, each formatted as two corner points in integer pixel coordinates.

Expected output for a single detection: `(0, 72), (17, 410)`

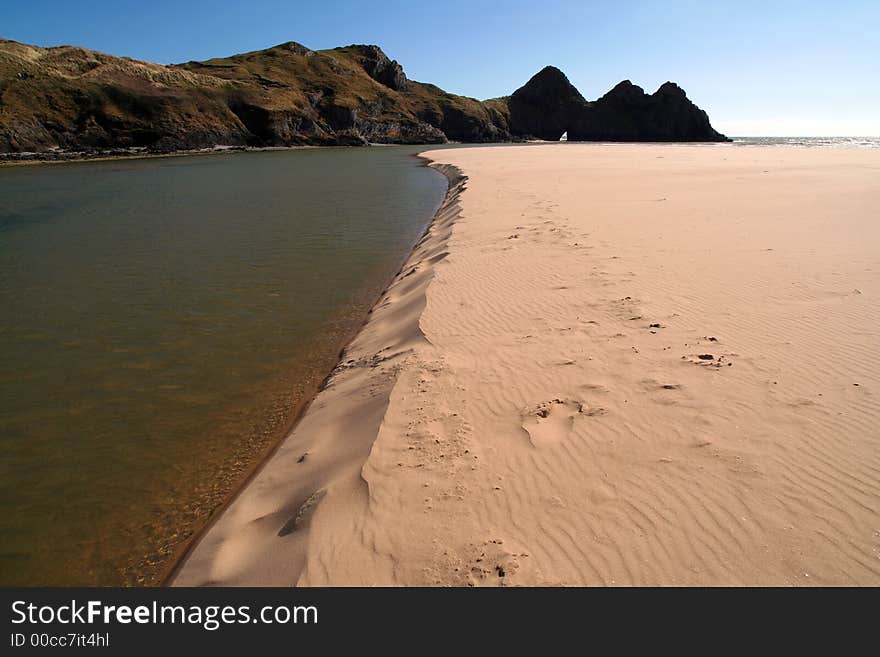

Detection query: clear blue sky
(4, 0), (878, 136)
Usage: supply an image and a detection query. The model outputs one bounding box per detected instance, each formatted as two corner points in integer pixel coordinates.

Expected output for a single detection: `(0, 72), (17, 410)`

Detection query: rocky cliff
(506, 66), (727, 142)
(0, 39), (727, 155)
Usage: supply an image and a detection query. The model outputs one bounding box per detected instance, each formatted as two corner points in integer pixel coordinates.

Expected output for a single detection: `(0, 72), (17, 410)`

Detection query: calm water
(0, 146), (448, 585)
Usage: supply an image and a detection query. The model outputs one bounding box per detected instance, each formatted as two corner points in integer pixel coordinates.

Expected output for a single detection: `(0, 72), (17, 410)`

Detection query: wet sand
(174, 144), (880, 586)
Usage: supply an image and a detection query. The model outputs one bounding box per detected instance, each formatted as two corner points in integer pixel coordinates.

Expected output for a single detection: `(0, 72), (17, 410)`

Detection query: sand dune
(175, 144), (880, 586)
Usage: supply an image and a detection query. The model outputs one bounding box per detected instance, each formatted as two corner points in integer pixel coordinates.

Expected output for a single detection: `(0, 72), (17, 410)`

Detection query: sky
(4, 0), (878, 136)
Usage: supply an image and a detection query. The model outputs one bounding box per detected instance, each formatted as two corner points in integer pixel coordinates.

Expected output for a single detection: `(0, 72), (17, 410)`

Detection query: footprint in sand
(640, 378), (685, 405)
(681, 352), (735, 368)
(521, 398), (604, 446)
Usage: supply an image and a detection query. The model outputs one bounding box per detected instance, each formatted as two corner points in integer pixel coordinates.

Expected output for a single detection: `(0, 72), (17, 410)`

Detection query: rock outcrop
(506, 68), (727, 142)
(581, 79), (726, 141)
(345, 44), (409, 91)
(507, 66), (588, 140)
(0, 38), (727, 156)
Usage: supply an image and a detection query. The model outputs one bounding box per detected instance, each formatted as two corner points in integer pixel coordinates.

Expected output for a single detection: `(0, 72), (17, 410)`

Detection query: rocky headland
(0, 39), (728, 159)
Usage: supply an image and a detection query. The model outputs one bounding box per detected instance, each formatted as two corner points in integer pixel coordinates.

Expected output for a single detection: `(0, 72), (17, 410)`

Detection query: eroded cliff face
(0, 38), (727, 155)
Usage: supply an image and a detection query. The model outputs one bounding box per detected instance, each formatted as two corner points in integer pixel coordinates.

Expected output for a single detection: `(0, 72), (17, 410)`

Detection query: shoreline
(0, 145), (343, 168)
(168, 158), (465, 585)
(1, 142), (511, 169)
(4, 138), (878, 170)
(0, 142), (453, 168)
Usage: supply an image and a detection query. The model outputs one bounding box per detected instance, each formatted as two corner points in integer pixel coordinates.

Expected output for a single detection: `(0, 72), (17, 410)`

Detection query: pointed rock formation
(505, 73), (727, 143)
(582, 79), (726, 141)
(507, 66), (586, 140)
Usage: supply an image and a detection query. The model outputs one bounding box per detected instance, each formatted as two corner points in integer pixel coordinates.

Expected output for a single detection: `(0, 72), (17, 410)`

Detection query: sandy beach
(174, 143), (880, 586)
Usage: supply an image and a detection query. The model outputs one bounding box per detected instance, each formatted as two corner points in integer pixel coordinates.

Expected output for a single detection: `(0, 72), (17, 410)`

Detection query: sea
(731, 136), (880, 148)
